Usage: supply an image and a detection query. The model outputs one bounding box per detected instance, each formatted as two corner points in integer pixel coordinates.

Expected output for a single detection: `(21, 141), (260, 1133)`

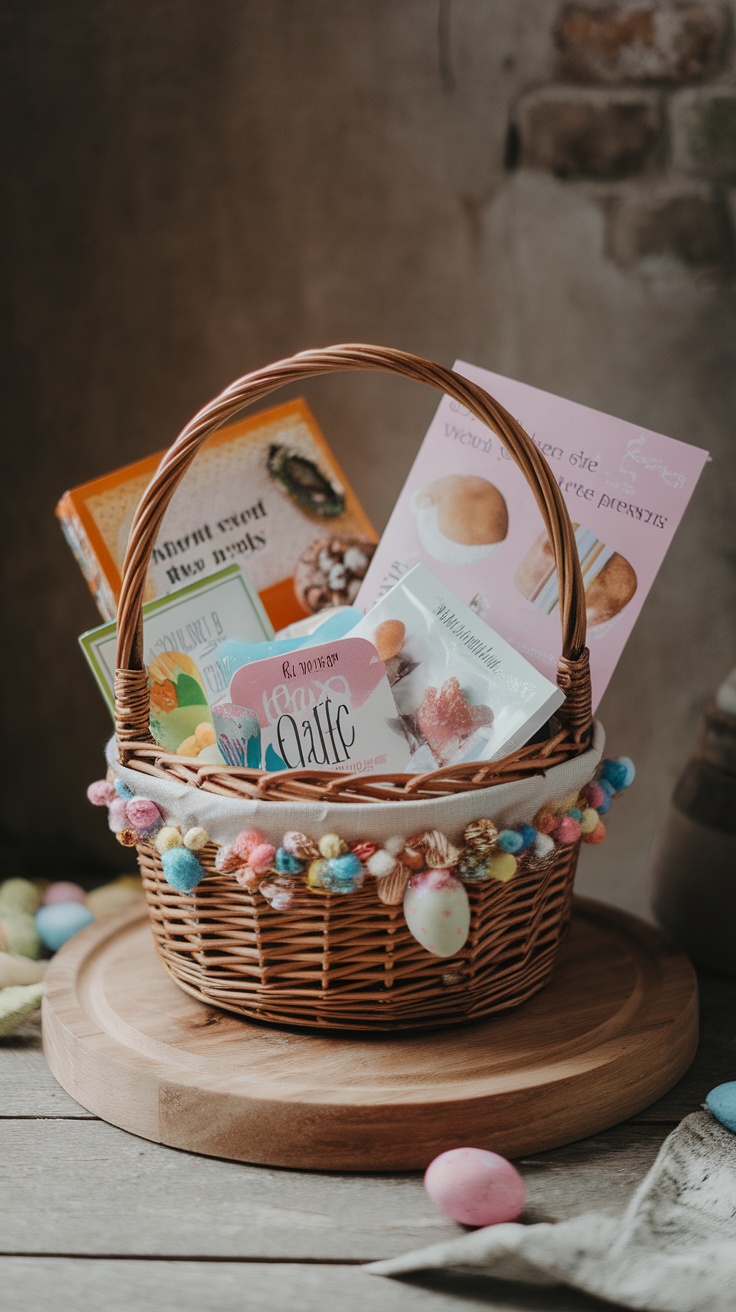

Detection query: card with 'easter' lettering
(217, 638), (408, 774)
(357, 361), (709, 708)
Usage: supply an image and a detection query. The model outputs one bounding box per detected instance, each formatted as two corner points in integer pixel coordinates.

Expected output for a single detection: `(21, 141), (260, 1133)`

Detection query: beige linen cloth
(368, 1113), (736, 1312)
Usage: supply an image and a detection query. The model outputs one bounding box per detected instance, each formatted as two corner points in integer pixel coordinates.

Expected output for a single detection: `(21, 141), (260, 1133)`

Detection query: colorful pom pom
(126, 798), (162, 832)
(533, 832), (555, 860)
(384, 836), (406, 857)
(463, 819), (498, 853)
(283, 831), (319, 860)
(583, 820), (606, 844)
(183, 826), (209, 851)
(596, 793), (612, 816)
(485, 852), (517, 883)
(585, 782), (606, 810)
(600, 759), (629, 792)
(553, 816), (582, 845)
(329, 852), (363, 881)
(457, 850), (491, 882)
(114, 778), (135, 801)
(598, 777), (617, 799)
(616, 756), (636, 788)
(367, 850), (396, 878)
(567, 807), (583, 823)
(161, 847), (205, 893)
(497, 829), (524, 854)
(234, 866), (260, 892)
(249, 843), (277, 875)
(154, 826), (183, 854)
(107, 798), (128, 833)
(535, 812), (557, 835)
(307, 859), (328, 888)
(232, 829), (265, 859)
(580, 807), (600, 835)
(87, 780), (115, 806)
(275, 848), (303, 875)
(515, 824), (537, 852)
(260, 877), (295, 911)
(116, 828), (138, 847)
(318, 833), (346, 860)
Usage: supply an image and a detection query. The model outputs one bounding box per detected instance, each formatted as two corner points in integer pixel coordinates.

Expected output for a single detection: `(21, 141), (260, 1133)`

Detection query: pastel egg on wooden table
(403, 868), (470, 957)
(36, 902), (94, 953)
(42, 881), (87, 907)
(424, 1147), (525, 1227)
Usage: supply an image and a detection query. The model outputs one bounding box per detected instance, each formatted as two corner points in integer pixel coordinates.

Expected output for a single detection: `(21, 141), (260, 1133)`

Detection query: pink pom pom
(232, 828), (265, 859)
(87, 780), (115, 806)
(554, 816), (582, 845)
(583, 820), (606, 844)
(125, 798), (162, 831)
(248, 843), (277, 875)
(585, 782), (606, 810)
(107, 798), (128, 833)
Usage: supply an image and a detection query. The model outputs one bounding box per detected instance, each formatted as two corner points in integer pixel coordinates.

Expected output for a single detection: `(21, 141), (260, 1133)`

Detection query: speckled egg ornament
(424, 1147), (525, 1227)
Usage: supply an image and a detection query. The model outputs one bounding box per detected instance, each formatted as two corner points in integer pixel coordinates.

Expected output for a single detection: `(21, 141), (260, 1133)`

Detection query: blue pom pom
(498, 829), (524, 854)
(596, 792), (612, 816)
(516, 824), (537, 852)
(600, 759), (628, 792)
(598, 777), (617, 798)
(275, 848), (303, 875)
(567, 808), (583, 823)
(161, 847), (205, 893)
(114, 778), (134, 800)
(617, 756), (636, 788)
(329, 852), (363, 881)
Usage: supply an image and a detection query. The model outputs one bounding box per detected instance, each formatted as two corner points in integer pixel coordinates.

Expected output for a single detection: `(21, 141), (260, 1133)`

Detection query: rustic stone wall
(2, 1), (735, 921)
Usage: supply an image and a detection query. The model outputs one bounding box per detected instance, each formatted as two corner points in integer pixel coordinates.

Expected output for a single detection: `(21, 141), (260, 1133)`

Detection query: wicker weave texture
(114, 345), (593, 1031)
(139, 840), (577, 1030)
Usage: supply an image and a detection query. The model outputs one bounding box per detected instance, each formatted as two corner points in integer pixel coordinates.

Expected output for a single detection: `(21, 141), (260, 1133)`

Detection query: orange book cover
(57, 399), (377, 632)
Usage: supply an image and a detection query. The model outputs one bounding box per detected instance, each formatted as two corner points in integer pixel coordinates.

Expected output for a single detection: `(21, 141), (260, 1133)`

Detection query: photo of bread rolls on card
(514, 524), (637, 627)
(412, 475), (508, 566)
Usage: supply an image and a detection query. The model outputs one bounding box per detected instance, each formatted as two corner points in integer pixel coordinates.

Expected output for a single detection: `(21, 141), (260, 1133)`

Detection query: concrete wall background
(2, 1), (735, 920)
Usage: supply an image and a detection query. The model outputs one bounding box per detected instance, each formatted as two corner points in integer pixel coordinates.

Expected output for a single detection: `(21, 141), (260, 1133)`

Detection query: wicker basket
(113, 344), (595, 1031)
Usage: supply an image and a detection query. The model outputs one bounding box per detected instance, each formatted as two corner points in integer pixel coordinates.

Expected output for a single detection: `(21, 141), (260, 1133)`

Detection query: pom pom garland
(84, 752), (632, 936)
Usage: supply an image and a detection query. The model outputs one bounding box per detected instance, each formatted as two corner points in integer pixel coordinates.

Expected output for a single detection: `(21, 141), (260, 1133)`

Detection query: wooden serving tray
(42, 897), (698, 1171)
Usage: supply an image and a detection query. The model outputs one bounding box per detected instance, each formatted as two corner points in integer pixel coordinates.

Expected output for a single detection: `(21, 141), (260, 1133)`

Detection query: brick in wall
(556, 3), (730, 85)
(514, 88), (662, 179)
(606, 182), (736, 267)
(671, 89), (736, 178)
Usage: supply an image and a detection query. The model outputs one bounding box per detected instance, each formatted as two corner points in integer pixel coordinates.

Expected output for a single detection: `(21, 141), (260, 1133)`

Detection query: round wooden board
(42, 897), (698, 1171)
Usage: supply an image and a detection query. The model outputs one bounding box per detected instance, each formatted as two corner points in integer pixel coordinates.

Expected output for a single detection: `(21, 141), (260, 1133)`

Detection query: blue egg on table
(705, 1082), (736, 1134)
(36, 902), (94, 952)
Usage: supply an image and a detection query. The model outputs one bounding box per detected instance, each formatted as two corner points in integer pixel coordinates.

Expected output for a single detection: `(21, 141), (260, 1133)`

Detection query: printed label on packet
(223, 638), (409, 773)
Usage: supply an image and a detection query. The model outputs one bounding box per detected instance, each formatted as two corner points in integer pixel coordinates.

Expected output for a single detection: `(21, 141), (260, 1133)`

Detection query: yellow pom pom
(176, 736), (199, 757)
(194, 721), (216, 749)
(184, 826), (209, 852)
(318, 833), (346, 860)
(154, 826), (183, 854)
(485, 852), (517, 884)
(580, 807), (600, 835)
(307, 859), (328, 888)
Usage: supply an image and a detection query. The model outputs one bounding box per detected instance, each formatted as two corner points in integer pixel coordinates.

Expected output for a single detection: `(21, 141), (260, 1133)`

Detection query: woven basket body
(113, 345), (595, 1032)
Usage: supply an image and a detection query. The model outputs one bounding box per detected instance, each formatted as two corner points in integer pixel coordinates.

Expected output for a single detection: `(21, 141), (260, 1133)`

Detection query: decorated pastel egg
(43, 881), (87, 907)
(403, 869), (470, 958)
(424, 1147), (525, 1226)
(36, 902), (94, 952)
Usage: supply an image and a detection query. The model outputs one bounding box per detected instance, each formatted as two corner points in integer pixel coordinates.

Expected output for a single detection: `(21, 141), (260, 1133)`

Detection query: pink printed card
(357, 362), (709, 709)
(225, 637), (409, 774)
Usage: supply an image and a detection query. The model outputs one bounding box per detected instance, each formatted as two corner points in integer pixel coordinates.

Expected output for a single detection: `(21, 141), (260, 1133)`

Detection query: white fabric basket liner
(107, 722), (604, 849)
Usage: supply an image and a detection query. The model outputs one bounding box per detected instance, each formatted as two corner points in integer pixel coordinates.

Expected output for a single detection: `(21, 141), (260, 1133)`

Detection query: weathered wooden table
(1, 971), (733, 1312)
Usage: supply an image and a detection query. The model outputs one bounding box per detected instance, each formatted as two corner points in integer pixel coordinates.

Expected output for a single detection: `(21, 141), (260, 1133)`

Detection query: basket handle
(115, 344), (591, 756)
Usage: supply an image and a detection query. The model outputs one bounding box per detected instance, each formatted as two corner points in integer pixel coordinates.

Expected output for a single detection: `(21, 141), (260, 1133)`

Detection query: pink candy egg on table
(424, 1147), (525, 1227)
(43, 881), (87, 907)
